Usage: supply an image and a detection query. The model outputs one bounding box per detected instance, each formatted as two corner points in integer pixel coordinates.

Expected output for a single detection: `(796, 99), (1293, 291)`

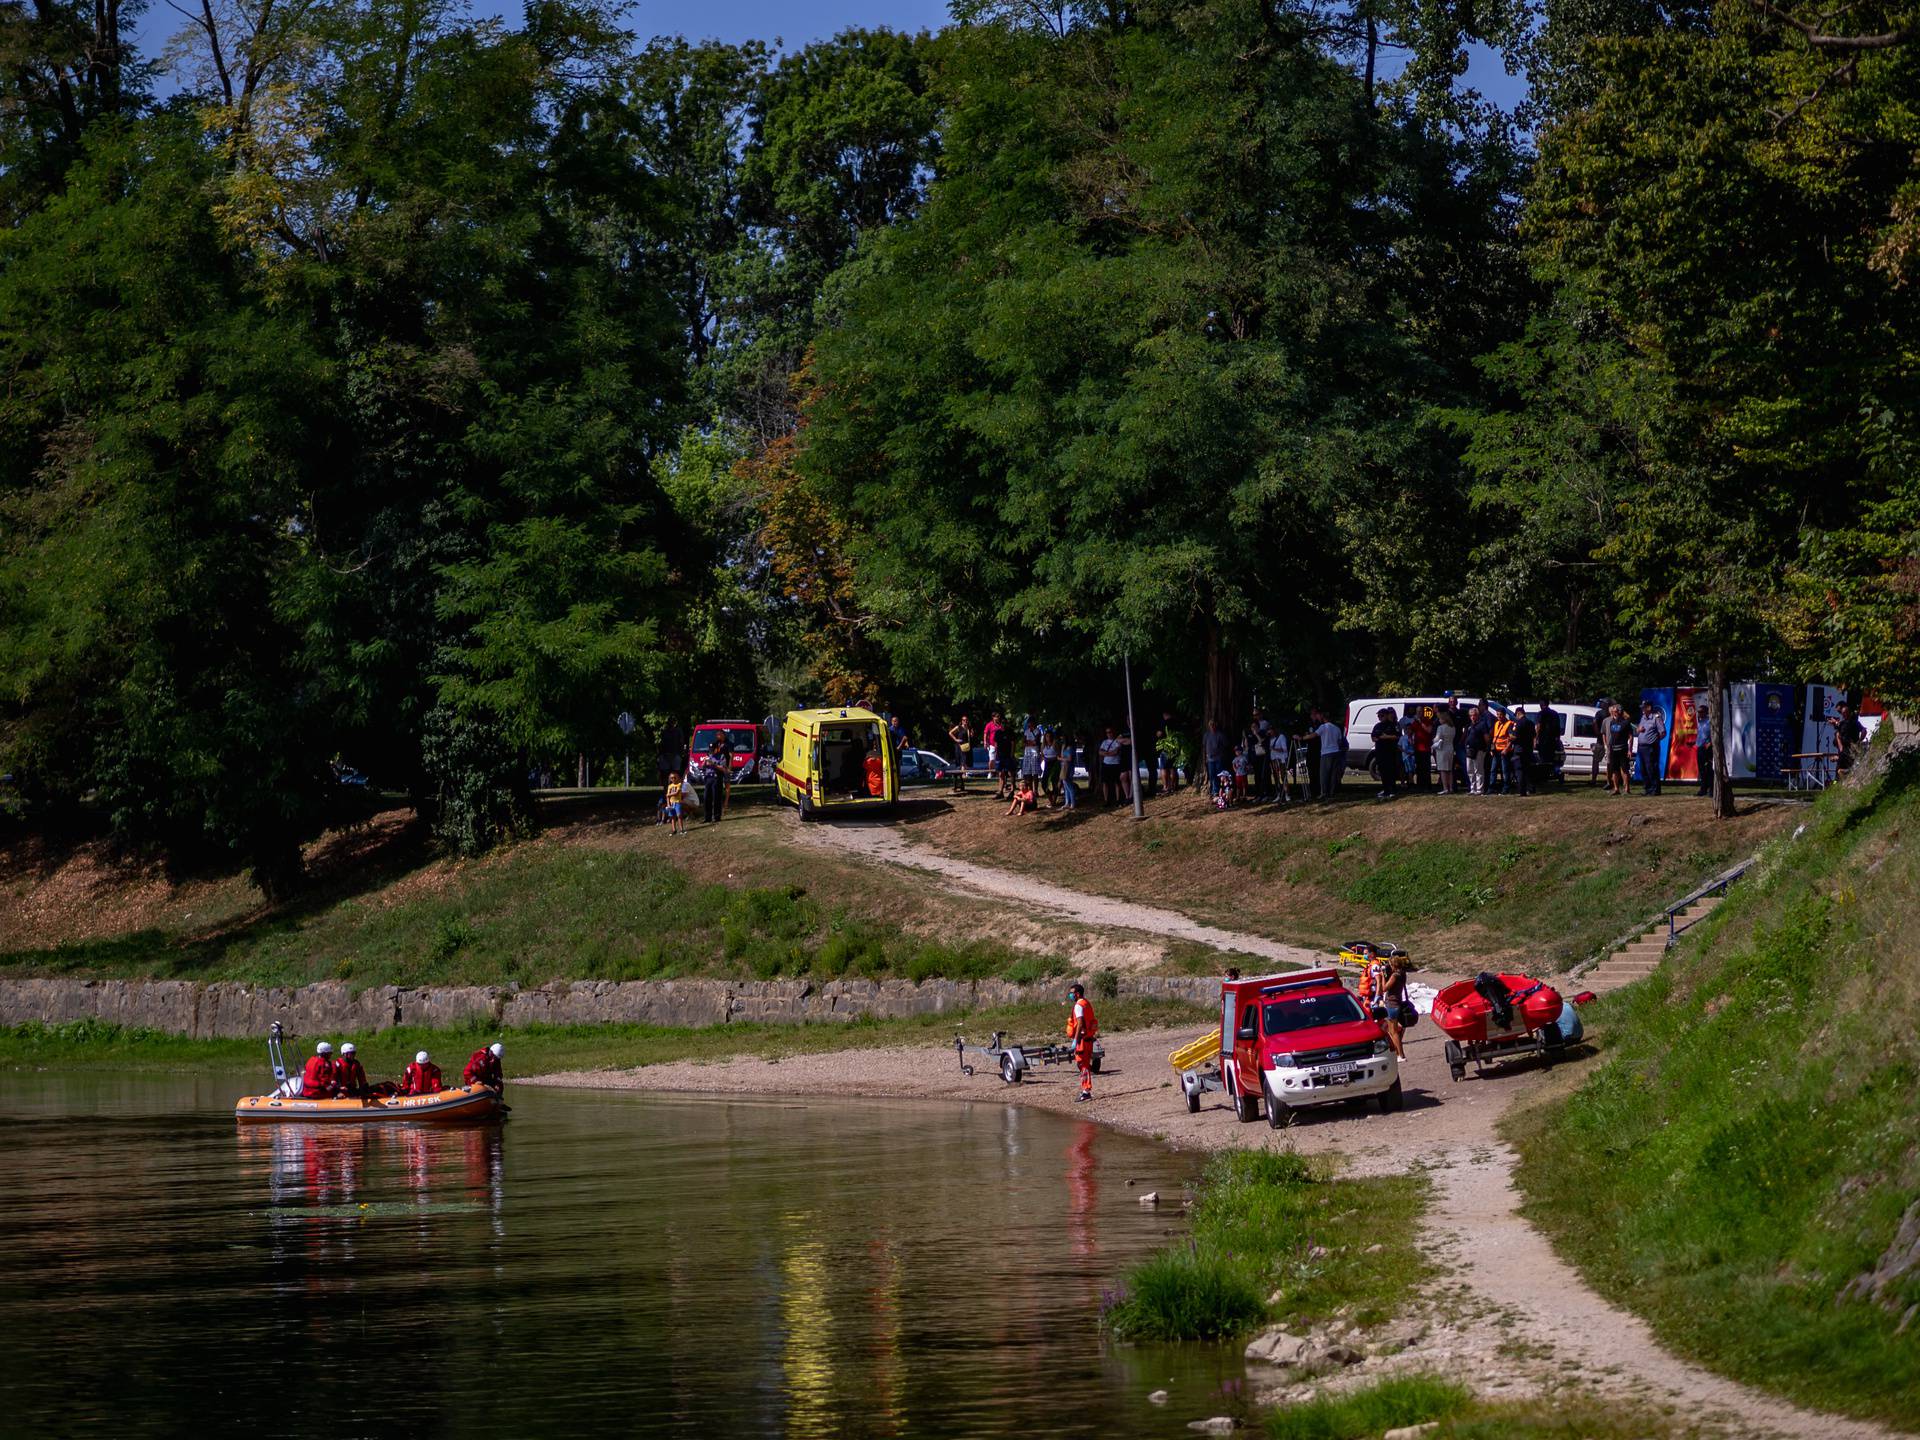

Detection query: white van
(1529, 703), (1603, 783)
(1342, 697), (1512, 777)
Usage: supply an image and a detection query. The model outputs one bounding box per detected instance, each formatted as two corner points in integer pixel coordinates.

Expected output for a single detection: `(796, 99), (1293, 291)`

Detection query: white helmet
(340, 1042), (356, 1055)
(316, 1041), (334, 1055)
(415, 1051), (430, 1064)
(489, 1042), (504, 1057)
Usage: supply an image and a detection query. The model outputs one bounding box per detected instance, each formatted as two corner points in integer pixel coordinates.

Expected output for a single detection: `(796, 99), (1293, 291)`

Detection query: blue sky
(137, 0), (1530, 112)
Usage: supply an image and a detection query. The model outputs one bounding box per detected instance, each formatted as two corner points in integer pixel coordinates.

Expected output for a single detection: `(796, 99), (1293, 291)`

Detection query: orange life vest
(1067, 997), (1098, 1050)
(1492, 719), (1516, 754)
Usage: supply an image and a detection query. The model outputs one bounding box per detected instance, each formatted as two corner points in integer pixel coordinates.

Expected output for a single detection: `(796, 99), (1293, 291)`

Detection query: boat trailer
(955, 1031), (1104, 1085)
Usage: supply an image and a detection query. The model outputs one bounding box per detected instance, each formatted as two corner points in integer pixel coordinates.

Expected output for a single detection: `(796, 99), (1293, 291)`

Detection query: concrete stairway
(1583, 894), (1723, 994)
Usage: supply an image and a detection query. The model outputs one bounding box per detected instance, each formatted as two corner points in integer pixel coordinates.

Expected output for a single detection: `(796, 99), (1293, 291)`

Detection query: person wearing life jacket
(334, 1042), (370, 1098)
(300, 1041), (338, 1099)
(464, 1041), (505, 1091)
(1490, 714), (1517, 794)
(402, 1051), (443, 1096)
(1065, 983), (1098, 1103)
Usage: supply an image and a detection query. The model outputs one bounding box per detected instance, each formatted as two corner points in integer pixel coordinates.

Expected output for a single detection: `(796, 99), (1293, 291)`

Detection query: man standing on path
(1637, 701), (1667, 795)
(1302, 710), (1324, 800)
(1833, 700), (1867, 776)
(701, 728), (732, 821)
(1370, 706), (1402, 801)
(1066, 982), (1098, 1103)
(1314, 712), (1345, 801)
(1536, 702), (1563, 787)
(1513, 706), (1536, 796)
(947, 713), (972, 795)
(1201, 720), (1231, 801)
(984, 712), (1007, 799)
(1695, 703), (1715, 797)
(1466, 704), (1493, 795)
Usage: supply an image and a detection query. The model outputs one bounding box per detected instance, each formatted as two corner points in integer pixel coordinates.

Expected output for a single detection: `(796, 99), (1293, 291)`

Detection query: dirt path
(789, 814), (1326, 972)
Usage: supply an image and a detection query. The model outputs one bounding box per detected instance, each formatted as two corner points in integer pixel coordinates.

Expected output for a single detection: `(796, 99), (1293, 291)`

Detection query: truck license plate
(1320, 1062), (1354, 1078)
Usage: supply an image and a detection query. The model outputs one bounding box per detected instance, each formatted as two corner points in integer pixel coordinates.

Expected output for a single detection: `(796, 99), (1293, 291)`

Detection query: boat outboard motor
(1473, 971), (1515, 1029)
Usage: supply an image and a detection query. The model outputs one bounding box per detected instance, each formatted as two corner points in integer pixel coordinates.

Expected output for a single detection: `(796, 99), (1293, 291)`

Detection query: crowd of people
(292, 1040), (506, 1100)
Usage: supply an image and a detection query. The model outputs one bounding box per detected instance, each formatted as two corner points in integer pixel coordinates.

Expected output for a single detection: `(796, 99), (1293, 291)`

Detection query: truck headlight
(1372, 1039), (1389, 1057)
(1272, 1053), (1295, 1068)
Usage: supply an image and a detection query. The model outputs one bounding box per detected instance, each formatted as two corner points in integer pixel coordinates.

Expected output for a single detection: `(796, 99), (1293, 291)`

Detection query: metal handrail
(1666, 855), (1759, 944)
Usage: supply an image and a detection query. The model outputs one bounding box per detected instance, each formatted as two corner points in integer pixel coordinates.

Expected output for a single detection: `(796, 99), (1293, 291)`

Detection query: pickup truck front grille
(1293, 1042), (1374, 1068)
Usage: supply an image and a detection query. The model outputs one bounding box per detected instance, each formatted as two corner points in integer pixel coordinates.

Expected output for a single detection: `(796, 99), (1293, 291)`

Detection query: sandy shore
(526, 1019), (1493, 1172)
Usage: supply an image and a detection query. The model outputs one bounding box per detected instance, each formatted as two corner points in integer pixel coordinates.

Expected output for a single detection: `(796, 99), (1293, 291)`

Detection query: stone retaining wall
(0, 974), (1218, 1039)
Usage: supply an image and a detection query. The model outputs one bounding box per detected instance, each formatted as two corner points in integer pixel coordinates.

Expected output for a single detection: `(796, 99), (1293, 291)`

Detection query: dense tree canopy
(1, 0), (1914, 885)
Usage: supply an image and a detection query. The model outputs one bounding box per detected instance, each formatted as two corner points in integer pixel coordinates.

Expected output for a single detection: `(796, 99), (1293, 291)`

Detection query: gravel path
(531, 817), (1906, 1439)
(789, 813), (1325, 972)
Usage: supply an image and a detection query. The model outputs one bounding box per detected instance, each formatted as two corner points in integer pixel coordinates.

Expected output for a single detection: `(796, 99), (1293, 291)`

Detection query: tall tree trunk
(1202, 621), (1241, 733)
(1711, 665), (1735, 819)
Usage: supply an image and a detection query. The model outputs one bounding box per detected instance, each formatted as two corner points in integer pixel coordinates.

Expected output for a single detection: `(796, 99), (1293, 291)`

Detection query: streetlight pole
(1125, 650), (1144, 821)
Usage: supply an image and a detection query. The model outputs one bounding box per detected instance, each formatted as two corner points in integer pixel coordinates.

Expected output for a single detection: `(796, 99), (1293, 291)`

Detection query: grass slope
(1509, 741), (1920, 1424)
(900, 783), (1795, 971)
(0, 800), (1131, 989)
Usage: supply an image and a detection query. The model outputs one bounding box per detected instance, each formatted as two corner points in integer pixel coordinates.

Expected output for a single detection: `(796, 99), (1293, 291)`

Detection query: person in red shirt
(300, 1042), (337, 1099)
(463, 1042), (505, 1091)
(334, 1042), (370, 1098)
(402, 1051), (443, 1095)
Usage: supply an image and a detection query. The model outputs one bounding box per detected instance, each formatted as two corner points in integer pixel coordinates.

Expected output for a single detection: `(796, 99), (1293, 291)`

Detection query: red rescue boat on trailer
(1431, 972), (1592, 1081)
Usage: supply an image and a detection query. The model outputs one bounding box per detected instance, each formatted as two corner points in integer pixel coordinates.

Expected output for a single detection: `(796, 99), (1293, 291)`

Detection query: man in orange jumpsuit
(300, 1041), (337, 1098)
(463, 1042), (505, 1092)
(1066, 983), (1097, 1103)
(402, 1051), (443, 1095)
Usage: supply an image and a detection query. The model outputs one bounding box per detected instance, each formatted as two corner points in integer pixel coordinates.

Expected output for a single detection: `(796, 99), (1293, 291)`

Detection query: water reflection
(0, 1077), (1233, 1438)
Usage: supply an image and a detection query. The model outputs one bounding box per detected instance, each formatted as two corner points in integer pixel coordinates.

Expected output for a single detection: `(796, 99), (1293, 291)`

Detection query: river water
(0, 1073), (1246, 1437)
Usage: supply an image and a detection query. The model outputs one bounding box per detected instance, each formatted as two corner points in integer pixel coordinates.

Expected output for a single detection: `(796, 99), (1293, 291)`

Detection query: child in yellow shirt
(664, 773), (686, 835)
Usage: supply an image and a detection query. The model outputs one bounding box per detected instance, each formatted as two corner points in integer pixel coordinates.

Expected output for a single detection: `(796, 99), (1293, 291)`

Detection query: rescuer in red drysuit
(300, 1042), (338, 1098)
(463, 1042), (505, 1091)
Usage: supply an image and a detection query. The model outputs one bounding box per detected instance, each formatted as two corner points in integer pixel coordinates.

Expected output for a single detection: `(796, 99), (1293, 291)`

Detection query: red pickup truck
(1216, 968), (1402, 1127)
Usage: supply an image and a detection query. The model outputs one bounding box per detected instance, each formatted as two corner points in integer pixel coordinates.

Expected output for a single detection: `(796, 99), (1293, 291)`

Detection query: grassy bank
(0, 997), (1208, 1076)
(902, 785), (1796, 971)
(0, 801), (1167, 990)
(1104, 1149), (1428, 1342)
(1508, 740), (1920, 1425)
(1261, 1378), (1679, 1440)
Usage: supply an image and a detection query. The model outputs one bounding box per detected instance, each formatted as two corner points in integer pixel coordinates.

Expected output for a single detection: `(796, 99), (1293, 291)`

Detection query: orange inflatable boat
(234, 1083), (504, 1125)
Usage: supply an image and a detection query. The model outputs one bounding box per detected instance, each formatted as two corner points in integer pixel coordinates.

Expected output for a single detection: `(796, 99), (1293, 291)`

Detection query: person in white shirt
(1270, 727), (1292, 803)
(1314, 716), (1344, 801)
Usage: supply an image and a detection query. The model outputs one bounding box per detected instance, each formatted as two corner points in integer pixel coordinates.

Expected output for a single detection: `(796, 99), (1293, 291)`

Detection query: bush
(1107, 1147), (1424, 1343)
(1105, 1245), (1267, 1341)
(1266, 1377), (1471, 1440)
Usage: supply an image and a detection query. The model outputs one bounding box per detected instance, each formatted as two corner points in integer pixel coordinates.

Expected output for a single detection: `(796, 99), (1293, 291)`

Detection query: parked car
(899, 749), (955, 786)
(687, 720), (764, 784)
(1342, 696), (1512, 778)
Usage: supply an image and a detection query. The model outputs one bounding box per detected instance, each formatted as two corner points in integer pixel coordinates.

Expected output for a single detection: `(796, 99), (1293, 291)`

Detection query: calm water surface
(0, 1072), (1245, 1436)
